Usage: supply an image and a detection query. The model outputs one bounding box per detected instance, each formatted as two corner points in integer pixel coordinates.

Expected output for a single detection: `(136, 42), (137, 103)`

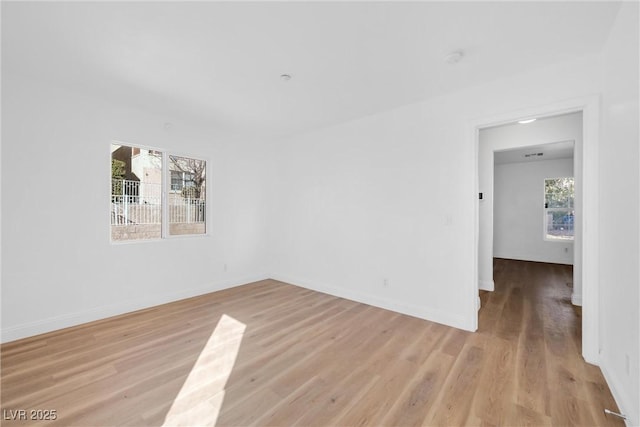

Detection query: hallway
(478, 258), (622, 425)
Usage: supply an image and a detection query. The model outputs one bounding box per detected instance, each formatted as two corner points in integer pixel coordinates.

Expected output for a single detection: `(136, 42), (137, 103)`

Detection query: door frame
(471, 95), (600, 364)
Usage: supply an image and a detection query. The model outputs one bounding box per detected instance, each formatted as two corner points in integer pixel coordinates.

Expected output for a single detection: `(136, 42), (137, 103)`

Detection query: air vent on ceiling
(524, 152), (544, 158)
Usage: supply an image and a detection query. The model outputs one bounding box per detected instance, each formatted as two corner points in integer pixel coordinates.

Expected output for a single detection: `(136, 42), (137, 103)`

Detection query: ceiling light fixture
(444, 50), (464, 64)
(518, 118), (537, 124)
(280, 74), (292, 82)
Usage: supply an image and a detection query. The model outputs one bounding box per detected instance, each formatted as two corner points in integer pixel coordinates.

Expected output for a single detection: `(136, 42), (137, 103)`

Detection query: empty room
(1, 1), (638, 426)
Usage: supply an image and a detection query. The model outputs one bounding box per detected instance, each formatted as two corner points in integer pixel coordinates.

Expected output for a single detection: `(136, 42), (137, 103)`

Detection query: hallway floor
(478, 258), (622, 426)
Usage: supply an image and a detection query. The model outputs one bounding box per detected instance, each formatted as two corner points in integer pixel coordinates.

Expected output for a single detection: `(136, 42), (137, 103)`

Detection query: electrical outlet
(223, 263), (228, 272)
(564, 247), (569, 253)
(383, 278), (389, 287)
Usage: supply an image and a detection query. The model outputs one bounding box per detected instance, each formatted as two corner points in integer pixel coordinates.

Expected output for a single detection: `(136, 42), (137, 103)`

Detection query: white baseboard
(1, 273), (269, 344)
(571, 291), (582, 306)
(479, 279), (494, 291)
(493, 254), (573, 266)
(600, 354), (637, 427)
(270, 274), (472, 331)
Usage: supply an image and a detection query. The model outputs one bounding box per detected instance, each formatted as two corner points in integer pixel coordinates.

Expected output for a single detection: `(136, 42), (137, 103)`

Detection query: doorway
(481, 113), (580, 302)
(472, 96), (600, 364)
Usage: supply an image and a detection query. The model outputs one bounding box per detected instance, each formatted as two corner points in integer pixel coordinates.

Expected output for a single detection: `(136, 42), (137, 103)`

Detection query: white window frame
(165, 152), (208, 238)
(543, 176), (574, 242)
(110, 141), (209, 243)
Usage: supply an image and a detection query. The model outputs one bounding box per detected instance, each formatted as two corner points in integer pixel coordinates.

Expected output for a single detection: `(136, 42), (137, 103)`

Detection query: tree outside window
(168, 155), (206, 236)
(110, 143), (207, 241)
(544, 177), (574, 240)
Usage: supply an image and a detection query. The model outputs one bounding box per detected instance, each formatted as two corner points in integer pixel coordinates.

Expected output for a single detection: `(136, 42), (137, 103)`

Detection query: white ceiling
(2, 1), (621, 137)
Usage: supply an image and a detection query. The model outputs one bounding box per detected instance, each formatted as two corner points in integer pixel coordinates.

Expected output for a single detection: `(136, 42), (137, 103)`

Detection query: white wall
(1, 73), (272, 342)
(479, 112), (582, 293)
(598, 2), (640, 425)
(1, 7), (637, 423)
(268, 53), (602, 332)
(494, 158), (574, 265)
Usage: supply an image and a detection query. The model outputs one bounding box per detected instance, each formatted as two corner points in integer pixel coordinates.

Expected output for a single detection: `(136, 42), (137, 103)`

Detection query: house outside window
(171, 170), (195, 191)
(111, 143), (207, 241)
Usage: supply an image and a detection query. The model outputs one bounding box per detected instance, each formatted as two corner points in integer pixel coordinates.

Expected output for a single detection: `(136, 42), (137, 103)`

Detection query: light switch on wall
(445, 214), (453, 226)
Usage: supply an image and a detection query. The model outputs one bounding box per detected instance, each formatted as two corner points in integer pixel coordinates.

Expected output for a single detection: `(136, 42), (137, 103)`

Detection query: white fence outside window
(111, 179), (205, 226)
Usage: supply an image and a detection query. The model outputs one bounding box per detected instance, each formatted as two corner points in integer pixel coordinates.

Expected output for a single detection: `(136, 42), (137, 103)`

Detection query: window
(170, 170), (195, 191)
(544, 177), (574, 241)
(110, 143), (206, 241)
(168, 155), (206, 236)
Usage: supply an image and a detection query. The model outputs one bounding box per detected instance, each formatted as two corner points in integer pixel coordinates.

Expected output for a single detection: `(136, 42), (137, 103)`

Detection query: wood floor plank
(471, 335), (516, 426)
(424, 344), (485, 426)
(1, 264), (627, 427)
(378, 349), (454, 426)
(505, 403), (553, 427)
(515, 300), (551, 416)
(335, 357), (424, 426)
(292, 367), (380, 426)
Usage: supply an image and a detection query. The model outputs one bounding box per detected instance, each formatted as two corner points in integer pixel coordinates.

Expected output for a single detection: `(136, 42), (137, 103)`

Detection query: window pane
(168, 155), (206, 236)
(544, 177), (574, 240)
(546, 209), (574, 240)
(111, 144), (162, 241)
(545, 177), (574, 208)
(171, 170), (183, 191)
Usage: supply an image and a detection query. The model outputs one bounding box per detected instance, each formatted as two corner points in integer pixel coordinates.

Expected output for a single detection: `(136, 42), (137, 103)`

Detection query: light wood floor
(1, 259), (623, 426)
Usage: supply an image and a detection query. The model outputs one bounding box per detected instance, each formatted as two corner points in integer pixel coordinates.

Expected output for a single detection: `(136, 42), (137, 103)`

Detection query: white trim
(571, 291), (582, 306)
(0, 274), (269, 344)
(580, 96), (600, 365)
(271, 274), (470, 331)
(479, 280), (494, 291)
(161, 151), (169, 238)
(600, 356), (636, 427)
(471, 123), (481, 332)
(471, 94), (600, 364)
(492, 254), (573, 266)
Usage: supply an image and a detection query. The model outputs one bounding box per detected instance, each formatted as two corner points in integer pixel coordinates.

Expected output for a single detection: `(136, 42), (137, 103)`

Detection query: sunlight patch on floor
(162, 314), (246, 426)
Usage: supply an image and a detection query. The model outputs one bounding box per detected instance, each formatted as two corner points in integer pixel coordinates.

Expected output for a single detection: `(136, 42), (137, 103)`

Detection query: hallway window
(544, 177), (574, 241)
